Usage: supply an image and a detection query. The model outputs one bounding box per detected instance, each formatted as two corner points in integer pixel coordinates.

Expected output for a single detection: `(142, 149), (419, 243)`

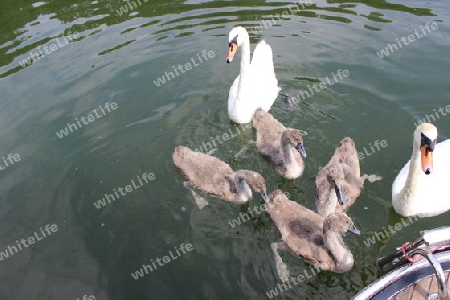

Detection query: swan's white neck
(397, 143), (423, 207)
(230, 37), (251, 116)
(239, 38), (251, 78)
(324, 231), (354, 272)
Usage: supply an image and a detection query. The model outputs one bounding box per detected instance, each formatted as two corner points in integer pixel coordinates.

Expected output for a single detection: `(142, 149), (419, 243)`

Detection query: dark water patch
(139, 20), (160, 28)
(364, 24), (382, 31)
(320, 14), (352, 24)
(363, 11), (392, 23)
(202, 25), (226, 32)
(121, 27), (138, 35)
(339, 4), (357, 9)
(295, 77), (322, 83)
(98, 40), (135, 56)
(327, 0), (435, 16)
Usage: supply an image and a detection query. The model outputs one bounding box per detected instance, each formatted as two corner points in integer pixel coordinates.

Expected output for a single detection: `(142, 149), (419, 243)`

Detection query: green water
(0, 0), (449, 299)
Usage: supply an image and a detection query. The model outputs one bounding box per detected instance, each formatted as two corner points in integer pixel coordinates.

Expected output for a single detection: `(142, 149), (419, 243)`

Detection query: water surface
(0, 0), (449, 299)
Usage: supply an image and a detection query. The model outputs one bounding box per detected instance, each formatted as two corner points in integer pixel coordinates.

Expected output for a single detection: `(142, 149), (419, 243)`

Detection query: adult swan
(226, 26), (279, 124)
(392, 123), (450, 217)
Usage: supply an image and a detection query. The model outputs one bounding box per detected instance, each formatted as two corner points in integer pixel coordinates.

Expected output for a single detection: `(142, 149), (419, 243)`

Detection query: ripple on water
(0, 0), (448, 299)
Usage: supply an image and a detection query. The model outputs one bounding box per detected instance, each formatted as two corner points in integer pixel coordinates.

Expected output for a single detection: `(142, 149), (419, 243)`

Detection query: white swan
(392, 123), (450, 217)
(226, 26), (279, 124)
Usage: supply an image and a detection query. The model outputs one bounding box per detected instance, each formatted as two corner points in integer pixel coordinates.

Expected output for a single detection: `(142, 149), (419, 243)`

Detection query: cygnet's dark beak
(334, 184), (346, 205)
(260, 192), (270, 204)
(296, 143), (307, 158)
(347, 224), (360, 235)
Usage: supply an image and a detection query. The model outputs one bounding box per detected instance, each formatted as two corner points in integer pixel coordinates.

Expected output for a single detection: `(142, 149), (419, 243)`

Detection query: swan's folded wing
(228, 75), (240, 113)
(434, 139), (450, 173)
(251, 40), (276, 79)
(392, 159), (410, 198)
(250, 40), (279, 110)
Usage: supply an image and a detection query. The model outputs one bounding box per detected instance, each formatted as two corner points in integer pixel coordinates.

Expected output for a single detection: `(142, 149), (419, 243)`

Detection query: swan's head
(326, 165), (346, 205)
(235, 170), (268, 202)
(282, 129), (307, 158)
(227, 26), (248, 63)
(324, 213), (360, 235)
(414, 123), (437, 175)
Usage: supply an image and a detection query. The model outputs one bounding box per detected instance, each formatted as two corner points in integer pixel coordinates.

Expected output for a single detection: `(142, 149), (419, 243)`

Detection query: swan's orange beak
(227, 42), (237, 63)
(421, 145), (433, 175)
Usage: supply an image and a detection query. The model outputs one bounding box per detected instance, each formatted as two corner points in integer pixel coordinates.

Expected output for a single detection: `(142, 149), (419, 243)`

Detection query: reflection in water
(17, 32), (81, 68)
(125, 102), (176, 127)
(329, 0), (434, 16)
(0, 0), (434, 77)
(0, 0), (447, 299)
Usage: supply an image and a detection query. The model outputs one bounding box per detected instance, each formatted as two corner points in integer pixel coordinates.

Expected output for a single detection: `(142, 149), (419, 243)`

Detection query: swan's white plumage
(227, 27), (279, 124)
(227, 75), (240, 114)
(392, 124), (450, 217)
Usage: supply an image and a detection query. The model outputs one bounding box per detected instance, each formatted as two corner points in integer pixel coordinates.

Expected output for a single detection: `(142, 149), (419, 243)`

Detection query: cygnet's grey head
(282, 129), (307, 158)
(235, 170), (269, 202)
(337, 137), (356, 152)
(323, 213), (360, 235)
(268, 189), (286, 204)
(327, 165), (346, 205)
